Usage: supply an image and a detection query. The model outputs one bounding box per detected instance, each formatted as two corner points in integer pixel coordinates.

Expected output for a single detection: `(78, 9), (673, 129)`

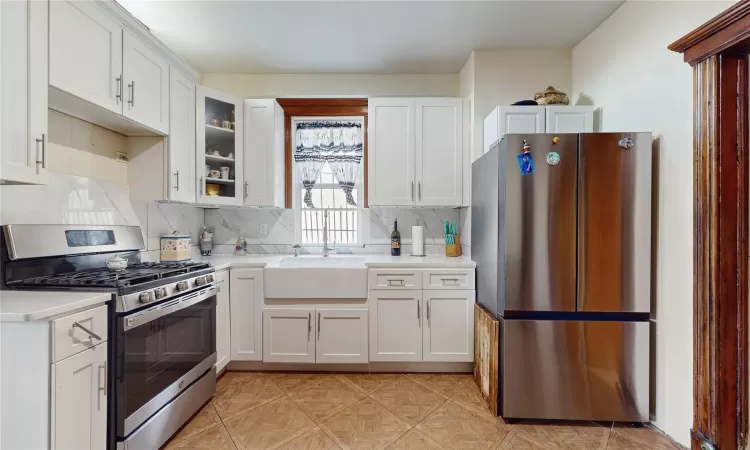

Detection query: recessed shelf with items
(196, 86), (244, 205)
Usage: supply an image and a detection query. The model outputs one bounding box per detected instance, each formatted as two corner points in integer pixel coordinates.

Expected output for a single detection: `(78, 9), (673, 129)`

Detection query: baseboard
(226, 361), (474, 373)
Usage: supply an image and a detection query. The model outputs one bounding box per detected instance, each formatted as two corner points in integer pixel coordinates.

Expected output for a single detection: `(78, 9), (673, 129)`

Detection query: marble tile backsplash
(204, 207), (461, 253)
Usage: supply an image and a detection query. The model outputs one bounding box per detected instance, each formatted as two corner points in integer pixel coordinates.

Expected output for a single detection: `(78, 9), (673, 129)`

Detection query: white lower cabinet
(215, 270), (231, 372)
(316, 309), (368, 363)
(422, 290), (475, 362)
(369, 291), (423, 362)
(51, 342), (107, 450)
(263, 308), (315, 363)
(229, 269), (263, 361)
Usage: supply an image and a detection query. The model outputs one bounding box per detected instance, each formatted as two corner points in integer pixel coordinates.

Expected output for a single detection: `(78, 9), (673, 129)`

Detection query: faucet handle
(293, 244), (301, 257)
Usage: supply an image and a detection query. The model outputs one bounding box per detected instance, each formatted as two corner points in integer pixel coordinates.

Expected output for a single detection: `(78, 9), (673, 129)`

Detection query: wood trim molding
(669, 0), (750, 65)
(670, 4), (750, 448)
(277, 98), (369, 208)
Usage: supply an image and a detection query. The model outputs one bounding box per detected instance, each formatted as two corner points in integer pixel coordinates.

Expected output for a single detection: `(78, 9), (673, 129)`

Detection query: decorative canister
(160, 232), (192, 262)
(533, 86), (570, 105)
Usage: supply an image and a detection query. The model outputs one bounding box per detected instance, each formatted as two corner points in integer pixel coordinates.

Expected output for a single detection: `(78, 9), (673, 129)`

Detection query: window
(292, 117), (364, 246)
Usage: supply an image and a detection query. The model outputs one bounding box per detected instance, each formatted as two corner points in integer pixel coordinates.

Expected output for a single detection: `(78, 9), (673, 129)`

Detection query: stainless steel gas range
(1, 224), (218, 450)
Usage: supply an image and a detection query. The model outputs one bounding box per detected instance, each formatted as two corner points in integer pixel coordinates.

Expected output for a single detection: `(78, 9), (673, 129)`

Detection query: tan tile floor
(162, 372), (682, 450)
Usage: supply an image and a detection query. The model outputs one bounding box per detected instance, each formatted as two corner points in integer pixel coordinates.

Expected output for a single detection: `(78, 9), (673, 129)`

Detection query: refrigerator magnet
(546, 152), (560, 166)
(517, 152), (535, 175)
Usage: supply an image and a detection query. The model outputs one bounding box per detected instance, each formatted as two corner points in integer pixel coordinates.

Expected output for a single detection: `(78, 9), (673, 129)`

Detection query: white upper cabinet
(545, 105), (594, 133)
(243, 99), (285, 207)
(196, 86), (244, 206)
(483, 106), (545, 154)
(369, 97), (463, 207)
(168, 67), (196, 203)
(49, 0), (123, 114)
(368, 98), (416, 206)
(0, 0), (48, 184)
(122, 30), (169, 134)
(229, 269), (263, 361)
(415, 98), (463, 206)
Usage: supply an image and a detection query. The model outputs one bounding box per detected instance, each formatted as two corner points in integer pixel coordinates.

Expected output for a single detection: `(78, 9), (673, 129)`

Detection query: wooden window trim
(277, 98), (368, 209)
(670, 2), (750, 449)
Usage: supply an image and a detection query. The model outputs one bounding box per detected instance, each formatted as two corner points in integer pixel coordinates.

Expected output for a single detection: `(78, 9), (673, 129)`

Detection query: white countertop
(198, 254), (476, 270)
(0, 254), (474, 322)
(0, 290), (111, 323)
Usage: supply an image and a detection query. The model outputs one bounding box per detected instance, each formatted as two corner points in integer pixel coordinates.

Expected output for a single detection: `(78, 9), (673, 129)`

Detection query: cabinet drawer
(422, 269), (475, 290)
(52, 305), (108, 363)
(368, 269), (422, 290)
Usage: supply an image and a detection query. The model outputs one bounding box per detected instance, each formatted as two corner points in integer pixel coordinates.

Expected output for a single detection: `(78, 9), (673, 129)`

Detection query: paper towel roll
(411, 225), (424, 256)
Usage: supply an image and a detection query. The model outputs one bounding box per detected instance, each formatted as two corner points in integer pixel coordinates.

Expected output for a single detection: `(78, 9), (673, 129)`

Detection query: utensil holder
(445, 235), (462, 257)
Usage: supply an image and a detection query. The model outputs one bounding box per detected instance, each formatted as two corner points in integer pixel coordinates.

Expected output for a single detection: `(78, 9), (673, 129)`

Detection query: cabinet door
(369, 291), (422, 362)
(229, 269), (263, 361)
(196, 85), (244, 205)
(415, 98), (462, 206)
(122, 30), (169, 133)
(168, 67), (196, 203)
(243, 99), (285, 207)
(51, 343), (107, 450)
(0, 0), (48, 184)
(49, 0), (122, 114)
(484, 106), (544, 154)
(316, 308), (368, 363)
(368, 98), (415, 206)
(215, 271), (231, 372)
(545, 106), (594, 133)
(423, 290), (474, 362)
(263, 308), (315, 363)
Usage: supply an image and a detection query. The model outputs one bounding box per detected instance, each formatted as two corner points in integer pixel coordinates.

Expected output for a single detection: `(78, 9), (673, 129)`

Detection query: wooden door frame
(669, 2), (750, 449)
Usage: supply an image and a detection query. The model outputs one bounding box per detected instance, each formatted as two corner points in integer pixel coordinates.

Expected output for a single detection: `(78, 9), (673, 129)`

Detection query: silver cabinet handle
(440, 278), (459, 286)
(116, 76), (122, 104)
(199, 177), (204, 195)
(244, 181), (248, 199)
(387, 279), (405, 286)
(174, 171), (180, 191)
(35, 134), (45, 168)
(411, 181), (415, 201)
(317, 312), (321, 340)
(426, 300), (430, 324)
(98, 361), (107, 399)
(127, 81), (134, 107)
(417, 301), (420, 321)
(103, 360), (107, 396)
(418, 182), (422, 201)
(73, 322), (102, 341)
(307, 313), (311, 341)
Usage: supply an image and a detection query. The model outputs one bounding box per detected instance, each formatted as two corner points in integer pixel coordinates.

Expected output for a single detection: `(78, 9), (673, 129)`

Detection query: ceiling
(118, 0), (623, 74)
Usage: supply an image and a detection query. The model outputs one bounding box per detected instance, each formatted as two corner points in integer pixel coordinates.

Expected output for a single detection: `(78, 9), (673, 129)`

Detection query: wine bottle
(391, 220), (401, 256)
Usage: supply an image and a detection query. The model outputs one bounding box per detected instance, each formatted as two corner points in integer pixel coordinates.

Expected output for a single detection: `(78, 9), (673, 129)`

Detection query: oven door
(116, 285), (217, 438)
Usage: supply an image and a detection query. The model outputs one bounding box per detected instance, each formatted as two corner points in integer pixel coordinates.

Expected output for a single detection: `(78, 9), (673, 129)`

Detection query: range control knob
(205, 274), (215, 283)
(195, 276), (207, 287)
(139, 291), (154, 304)
(176, 281), (189, 292)
(154, 287), (167, 299)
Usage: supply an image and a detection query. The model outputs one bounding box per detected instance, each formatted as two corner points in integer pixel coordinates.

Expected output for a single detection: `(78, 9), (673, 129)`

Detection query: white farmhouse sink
(264, 256), (367, 298)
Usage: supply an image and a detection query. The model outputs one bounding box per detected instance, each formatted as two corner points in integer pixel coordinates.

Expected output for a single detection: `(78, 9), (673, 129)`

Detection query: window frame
(291, 116), (365, 247)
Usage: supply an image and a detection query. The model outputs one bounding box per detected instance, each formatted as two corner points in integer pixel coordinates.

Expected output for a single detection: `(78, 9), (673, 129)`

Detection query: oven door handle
(122, 285), (218, 331)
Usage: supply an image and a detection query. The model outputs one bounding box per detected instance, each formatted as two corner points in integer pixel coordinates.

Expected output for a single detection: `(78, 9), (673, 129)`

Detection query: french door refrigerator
(472, 133), (651, 422)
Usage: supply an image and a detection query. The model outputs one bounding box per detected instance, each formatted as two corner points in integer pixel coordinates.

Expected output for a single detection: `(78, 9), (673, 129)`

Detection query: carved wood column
(670, 2), (750, 449)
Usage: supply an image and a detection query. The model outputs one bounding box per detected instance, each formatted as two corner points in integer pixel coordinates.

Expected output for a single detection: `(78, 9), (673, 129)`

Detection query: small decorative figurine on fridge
(517, 140), (535, 175)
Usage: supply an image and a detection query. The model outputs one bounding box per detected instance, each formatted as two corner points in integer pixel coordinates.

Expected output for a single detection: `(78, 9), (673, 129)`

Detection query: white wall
(201, 73), (459, 98)
(572, 1), (733, 446)
(472, 49), (572, 161)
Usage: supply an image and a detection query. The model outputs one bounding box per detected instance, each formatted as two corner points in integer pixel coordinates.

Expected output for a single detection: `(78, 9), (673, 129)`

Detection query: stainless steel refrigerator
(472, 133), (651, 422)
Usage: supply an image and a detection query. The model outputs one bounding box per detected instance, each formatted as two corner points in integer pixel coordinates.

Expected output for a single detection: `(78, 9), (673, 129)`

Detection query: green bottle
(391, 220), (401, 256)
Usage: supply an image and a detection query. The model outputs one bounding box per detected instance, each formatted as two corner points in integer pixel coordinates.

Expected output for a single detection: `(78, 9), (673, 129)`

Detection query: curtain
(294, 121), (363, 208)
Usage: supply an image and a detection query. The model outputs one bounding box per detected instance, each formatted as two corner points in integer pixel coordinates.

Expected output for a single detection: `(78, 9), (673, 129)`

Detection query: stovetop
(7, 261), (212, 290)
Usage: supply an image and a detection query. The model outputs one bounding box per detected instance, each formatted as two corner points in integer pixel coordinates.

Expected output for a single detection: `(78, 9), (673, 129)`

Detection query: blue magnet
(517, 152), (535, 175)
